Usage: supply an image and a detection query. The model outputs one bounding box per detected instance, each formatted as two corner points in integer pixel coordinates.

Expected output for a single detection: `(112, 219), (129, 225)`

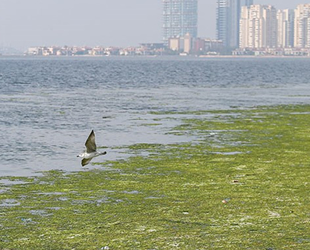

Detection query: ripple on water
(1, 57), (310, 176)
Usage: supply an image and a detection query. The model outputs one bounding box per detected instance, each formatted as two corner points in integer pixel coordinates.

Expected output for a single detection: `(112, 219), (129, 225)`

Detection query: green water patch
(0, 105), (310, 249)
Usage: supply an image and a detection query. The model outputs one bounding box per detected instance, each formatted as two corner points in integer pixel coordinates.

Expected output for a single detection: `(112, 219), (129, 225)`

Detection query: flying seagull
(77, 130), (107, 166)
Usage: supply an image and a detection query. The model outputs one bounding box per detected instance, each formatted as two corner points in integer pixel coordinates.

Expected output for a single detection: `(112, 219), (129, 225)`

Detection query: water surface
(1, 57), (310, 176)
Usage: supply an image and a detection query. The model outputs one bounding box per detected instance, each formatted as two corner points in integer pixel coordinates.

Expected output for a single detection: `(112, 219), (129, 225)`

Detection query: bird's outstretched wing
(82, 158), (92, 166)
(85, 130), (97, 153)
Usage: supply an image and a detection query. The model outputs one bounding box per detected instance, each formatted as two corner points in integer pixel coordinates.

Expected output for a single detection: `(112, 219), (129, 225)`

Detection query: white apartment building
(239, 5), (277, 49)
(239, 6), (249, 48)
(294, 4), (310, 48)
(277, 9), (294, 48)
(239, 5), (261, 48)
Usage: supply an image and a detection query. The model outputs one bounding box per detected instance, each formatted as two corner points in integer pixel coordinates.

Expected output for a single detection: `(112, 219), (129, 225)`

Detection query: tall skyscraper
(277, 9), (294, 48)
(216, 0), (253, 49)
(230, 0), (241, 48)
(239, 5), (251, 48)
(217, 0), (230, 47)
(241, 0), (253, 7)
(264, 5), (278, 48)
(162, 0), (198, 45)
(294, 4), (310, 48)
(239, 5), (277, 48)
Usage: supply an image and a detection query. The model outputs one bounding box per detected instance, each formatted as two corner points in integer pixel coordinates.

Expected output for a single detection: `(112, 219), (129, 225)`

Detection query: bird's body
(77, 130), (106, 166)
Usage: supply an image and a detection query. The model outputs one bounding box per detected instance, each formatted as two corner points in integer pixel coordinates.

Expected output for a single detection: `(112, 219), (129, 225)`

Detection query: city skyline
(0, 0), (308, 50)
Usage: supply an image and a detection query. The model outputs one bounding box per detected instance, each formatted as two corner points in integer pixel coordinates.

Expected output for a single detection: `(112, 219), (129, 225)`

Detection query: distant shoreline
(2, 54), (310, 59)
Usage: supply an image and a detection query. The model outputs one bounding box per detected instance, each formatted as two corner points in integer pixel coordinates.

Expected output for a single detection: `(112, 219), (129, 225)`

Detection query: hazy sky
(0, 0), (308, 50)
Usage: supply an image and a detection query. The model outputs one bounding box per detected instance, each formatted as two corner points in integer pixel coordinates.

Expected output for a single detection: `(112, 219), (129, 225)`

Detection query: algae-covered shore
(1, 105), (310, 249)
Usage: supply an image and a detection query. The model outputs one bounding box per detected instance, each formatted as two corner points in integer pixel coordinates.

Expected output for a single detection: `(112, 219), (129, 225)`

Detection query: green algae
(1, 105), (310, 249)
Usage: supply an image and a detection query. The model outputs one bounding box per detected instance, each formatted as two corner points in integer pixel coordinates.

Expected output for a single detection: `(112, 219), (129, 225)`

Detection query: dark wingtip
(89, 130), (95, 137)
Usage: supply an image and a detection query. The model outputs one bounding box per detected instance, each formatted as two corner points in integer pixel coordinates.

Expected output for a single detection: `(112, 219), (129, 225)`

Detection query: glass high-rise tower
(241, 0), (253, 6)
(163, 0), (198, 45)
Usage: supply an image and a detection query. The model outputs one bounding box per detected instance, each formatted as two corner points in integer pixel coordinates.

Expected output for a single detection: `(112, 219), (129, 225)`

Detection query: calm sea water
(1, 56), (310, 176)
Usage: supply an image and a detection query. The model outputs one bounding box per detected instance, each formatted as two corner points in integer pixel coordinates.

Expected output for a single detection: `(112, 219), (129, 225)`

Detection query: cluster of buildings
(25, 44), (166, 56)
(25, 1), (310, 57)
(164, 0), (310, 56)
(236, 3), (310, 54)
(218, 1), (310, 55)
